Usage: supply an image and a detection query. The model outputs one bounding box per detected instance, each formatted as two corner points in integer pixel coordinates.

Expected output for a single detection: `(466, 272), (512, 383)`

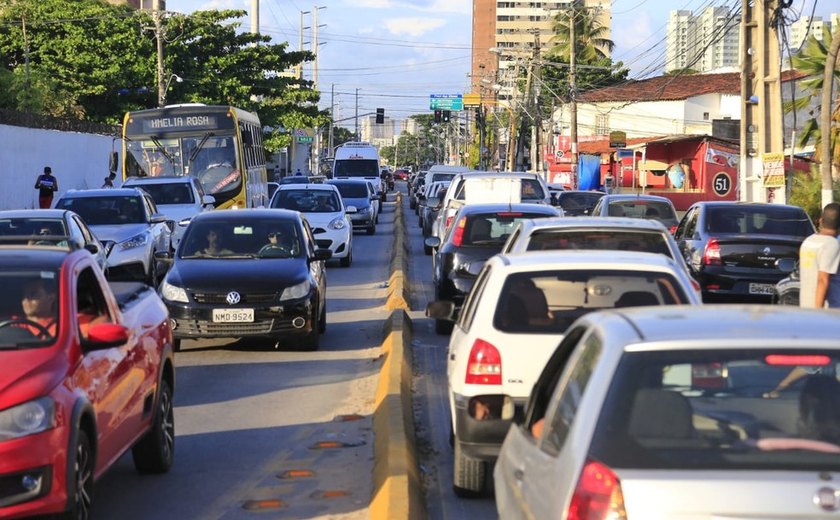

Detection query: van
(332, 142), (384, 196)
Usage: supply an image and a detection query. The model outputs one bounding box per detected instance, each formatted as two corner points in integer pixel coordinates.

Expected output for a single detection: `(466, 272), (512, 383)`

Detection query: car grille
(315, 239), (332, 249)
(176, 318), (307, 336)
(312, 227), (327, 234)
(191, 292), (279, 304)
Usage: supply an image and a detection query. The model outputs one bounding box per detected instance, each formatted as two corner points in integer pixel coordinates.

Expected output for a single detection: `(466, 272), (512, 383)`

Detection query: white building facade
(665, 7), (739, 74)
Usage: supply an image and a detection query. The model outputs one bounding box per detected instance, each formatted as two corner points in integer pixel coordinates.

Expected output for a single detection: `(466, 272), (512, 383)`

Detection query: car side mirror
(427, 197), (441, 209)
(424, 236), (441, 249)
(150, 213), (168, 224)
(84, 323), (129, 350)
(202, 195), (216, 207)
(108, 151), (118, 175)
(345, 205), (358, 214)
(154, 250), (174, 263)
(426, 300), (456, 321)
(84, 243), (100, 255)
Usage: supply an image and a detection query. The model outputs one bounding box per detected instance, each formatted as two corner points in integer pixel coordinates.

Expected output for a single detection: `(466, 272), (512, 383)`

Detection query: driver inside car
(258, 230), (294, 257)
(13, 278), (58, 339)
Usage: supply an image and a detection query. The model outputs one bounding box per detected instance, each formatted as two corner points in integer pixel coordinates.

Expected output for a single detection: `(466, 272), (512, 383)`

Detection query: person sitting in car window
(258, 229), (294, 257)
(13, 278), (58, 339)
(196, 228), (234, 257)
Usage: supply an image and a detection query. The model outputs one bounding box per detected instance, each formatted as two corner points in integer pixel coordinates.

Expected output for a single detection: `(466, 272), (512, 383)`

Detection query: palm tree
(785, 26), (840, 177)
(549, 6), (615, 62)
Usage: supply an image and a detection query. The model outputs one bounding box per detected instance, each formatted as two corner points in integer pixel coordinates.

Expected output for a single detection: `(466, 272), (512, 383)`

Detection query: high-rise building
(665, 7), (739, 74)
(361, 116), (397, 148)
(790, 14), (838, 51)
(471, 0), (611, 106)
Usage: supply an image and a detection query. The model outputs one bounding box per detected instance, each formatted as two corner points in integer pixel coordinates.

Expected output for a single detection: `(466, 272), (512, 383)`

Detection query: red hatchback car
(393, 169), (410, 181)
(0, 244), (175, 519)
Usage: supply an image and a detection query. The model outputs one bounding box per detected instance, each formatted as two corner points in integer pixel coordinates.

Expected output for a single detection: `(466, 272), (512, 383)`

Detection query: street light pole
(154, 0), (165, 107)
(569, 3), (579, 189)
(354, 88), (360, 140)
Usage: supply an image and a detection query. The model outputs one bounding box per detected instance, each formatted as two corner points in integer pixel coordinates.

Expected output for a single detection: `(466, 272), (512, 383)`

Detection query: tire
(453, 439), (486, 497)
(62, 429), (94, 520)
(339, 249), (352, 267)
(132, 379), (175, 474)
(435, 319), (453, 335)
(300, 309), (320, 351)
(366, 224), (375, 235)
(145, 254), (158, 286)
(318, 302), (327, 334)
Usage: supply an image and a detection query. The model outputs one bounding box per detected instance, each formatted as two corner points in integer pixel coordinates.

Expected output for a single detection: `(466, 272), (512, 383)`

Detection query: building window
(595, 114), (609, 135)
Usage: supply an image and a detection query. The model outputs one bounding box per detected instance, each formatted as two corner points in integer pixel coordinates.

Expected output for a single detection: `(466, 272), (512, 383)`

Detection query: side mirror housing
(345, 205), (358, 214)
(425, 236), (441, 249)
(84, 243), (101, 255)
(84, 323), (129, 350)
(108, 151), (118, 175)
(154, 250), (174, 263)
(202, 195), (216, 207)
(150, 213), (168, 224)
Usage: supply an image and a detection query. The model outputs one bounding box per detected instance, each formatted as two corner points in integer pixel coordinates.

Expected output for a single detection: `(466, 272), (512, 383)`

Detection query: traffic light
(375, 107), (385, 124)
(434, 109), (442, 123)
(442, 110), (451, 123)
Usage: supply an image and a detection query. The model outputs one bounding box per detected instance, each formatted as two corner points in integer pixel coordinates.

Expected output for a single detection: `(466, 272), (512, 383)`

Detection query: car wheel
(300, 310), (320, 351)
(62, 429), (94, 520)
(424, 243), (433, 256)
(340, 249), (352, 267)
(366, 223), (375, 235)
(132, 379), (175, 474)
(318, 302), (327, 334)
(453, 439), (486, 498)
(145, 254), (158, 286)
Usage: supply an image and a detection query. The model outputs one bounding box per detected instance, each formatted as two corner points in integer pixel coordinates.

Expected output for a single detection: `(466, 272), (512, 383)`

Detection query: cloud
(197, 0), (247, 10)
(408, 0), (470, 14)
(384, 17), (446, 37)
(353, 0), (395, 7)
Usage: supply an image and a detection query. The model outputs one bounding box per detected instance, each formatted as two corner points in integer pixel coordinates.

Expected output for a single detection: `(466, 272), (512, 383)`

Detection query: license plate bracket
(212, 308), (255, 322)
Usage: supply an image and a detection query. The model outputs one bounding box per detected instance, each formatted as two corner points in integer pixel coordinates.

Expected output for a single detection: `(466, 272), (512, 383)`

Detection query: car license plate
(212, 308), (254, 322)
(749, 283), (775, 295)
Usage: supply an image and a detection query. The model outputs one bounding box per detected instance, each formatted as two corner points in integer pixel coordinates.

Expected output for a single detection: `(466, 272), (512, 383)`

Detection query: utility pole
(313, 6), (324, 176)
(355, 88), (360, 140)
(569, 2), (579, 189)
(530, 30), (542, 176)
(250, 0), (259, 34)
(329, 83), (335, 153)
(739, 0), (784, 203)
(154, 0), (165, 107)
(297, 10), (310, 80)
(506, 61), (521, 171)
(21, 15), (30, 87)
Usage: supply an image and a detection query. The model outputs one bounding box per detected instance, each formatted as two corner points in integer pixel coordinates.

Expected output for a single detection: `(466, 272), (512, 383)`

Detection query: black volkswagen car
(673, 201), (814, 302)
(425, 202), (562, 334)
(156, 209), (331, 351)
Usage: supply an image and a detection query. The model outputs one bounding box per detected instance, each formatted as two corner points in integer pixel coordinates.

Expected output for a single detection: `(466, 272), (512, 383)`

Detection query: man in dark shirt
(34, 166), (58, 208)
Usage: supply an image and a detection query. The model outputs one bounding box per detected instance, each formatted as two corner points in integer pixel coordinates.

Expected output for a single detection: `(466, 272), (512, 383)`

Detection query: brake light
(765, 354), (831, 366)
(445, 215), (454, 231)
(452, 217), (467, 247)
(703, 238), (721, 265)
(496, 212), (523, 217)
(465, 339), (502, 385)
(568, 460), (627, 520)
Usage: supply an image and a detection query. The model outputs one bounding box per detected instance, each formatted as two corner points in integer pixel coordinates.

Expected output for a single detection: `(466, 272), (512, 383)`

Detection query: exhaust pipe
(291, 317), (306, 329)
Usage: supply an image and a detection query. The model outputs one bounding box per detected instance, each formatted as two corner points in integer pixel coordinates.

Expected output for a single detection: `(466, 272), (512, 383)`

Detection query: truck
(332, 142), (385, 197)
(0, 242), (175, 519)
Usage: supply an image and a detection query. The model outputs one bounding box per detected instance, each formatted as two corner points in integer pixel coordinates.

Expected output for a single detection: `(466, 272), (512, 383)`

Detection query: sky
(168, 0), (836, 127)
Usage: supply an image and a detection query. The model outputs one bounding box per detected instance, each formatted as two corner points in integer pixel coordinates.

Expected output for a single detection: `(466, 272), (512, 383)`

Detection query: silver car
(495, 305), (840, 519)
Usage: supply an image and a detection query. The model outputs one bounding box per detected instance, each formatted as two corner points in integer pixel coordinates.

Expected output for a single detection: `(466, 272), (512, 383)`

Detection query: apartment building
(471, 0), (611, 105)
(665, 6), (739, 74)
(360, 116), (398, 148)
(790, 14), (839, 50)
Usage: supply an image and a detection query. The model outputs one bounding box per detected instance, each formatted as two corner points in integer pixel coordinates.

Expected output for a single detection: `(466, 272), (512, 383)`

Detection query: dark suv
(673, 202), (814, 302)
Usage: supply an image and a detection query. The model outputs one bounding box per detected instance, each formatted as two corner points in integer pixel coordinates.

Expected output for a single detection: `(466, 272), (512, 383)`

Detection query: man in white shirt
(799, 203), (840, 308)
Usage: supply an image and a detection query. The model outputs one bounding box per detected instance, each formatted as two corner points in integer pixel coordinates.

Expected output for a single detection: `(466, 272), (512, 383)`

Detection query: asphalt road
(91, 195), (398, 520)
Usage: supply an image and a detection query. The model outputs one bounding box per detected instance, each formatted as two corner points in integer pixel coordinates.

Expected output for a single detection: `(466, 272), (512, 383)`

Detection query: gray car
(496, 305), (840, 518)
(328, 179), (377, 235)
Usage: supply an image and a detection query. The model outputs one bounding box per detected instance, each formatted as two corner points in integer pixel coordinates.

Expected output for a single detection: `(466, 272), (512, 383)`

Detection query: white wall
(1, 124), (116, 210)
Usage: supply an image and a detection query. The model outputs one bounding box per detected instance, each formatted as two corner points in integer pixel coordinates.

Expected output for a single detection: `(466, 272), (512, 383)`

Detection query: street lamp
(161, 73), (183, 106)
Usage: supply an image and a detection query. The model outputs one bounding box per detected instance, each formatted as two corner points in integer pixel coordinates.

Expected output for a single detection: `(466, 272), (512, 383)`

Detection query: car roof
(691, 201), (806, 210)
(123, 176), (194, 185)
(613, 305), (840, 344)
(0, 209), (76, 219)
(191, 208), (301, 222)
(517, 216), (669, 232)
(602, 194), (675, 204)
(455, 202), (558, 215)
(327, 178), (369, 184)
(493, 250), (682, 272)
(61, 188), (144, 198)
(277, 184), (339, 192)
(0, 247), (78, 270)
(455, 171), (542, 179)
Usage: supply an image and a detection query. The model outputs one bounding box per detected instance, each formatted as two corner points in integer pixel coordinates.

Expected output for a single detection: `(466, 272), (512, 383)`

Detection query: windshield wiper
(150, 136), (176, 167)
(187, 132), (215, 173)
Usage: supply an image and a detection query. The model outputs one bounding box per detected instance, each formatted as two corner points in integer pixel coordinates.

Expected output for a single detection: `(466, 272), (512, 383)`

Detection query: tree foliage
(0, 0), (326, 152)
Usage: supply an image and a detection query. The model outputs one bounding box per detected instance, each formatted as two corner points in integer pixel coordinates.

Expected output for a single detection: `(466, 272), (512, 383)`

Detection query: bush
(789, 166), (840, 223)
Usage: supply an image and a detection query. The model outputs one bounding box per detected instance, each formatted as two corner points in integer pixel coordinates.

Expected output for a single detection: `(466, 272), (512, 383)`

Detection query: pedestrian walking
(295, 168), (303, 176)
(34, 166), (58, 209)
(799, 202), (840, 308)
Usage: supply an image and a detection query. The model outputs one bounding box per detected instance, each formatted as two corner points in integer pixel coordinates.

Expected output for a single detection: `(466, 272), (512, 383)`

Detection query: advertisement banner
(762, 152), (785, 188)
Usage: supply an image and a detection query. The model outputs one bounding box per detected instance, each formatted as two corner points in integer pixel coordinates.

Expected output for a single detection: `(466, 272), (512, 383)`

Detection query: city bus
(121, 104), (269, 209)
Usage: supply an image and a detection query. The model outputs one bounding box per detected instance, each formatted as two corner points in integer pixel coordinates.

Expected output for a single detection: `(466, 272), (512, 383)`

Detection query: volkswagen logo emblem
(763, 246), (771, 255)
(225, 291), (241, 305)
(814, 487), (840, 511)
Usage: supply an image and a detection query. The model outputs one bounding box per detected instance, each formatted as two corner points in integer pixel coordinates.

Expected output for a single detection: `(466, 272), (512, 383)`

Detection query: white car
(270, 183), (355, 267)
(54, 188), (172, 284)
(122, 176), (216, 250)
(495, 305), (840, 519)
(426, 250), (702, 496)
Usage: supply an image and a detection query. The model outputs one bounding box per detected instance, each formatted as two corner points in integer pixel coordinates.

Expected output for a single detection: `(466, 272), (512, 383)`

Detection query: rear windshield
(590, 349), (840, 471)
(331, 182), (368, 198)
(133, 183), (195, 205)
(493, 269), (689, 333)
(454, 178), (546, 201)
(56, 196), (145, 225)
(608, 200), (676, 220)
(334, 159), (379, 177)
(526, 229), (673, 258)
(271, 190), (341, 213)
(431, 173), (457, 183)
(461, 212), (552, 247)
(706, 206), (813, 236)
(557, 192), (604, 212)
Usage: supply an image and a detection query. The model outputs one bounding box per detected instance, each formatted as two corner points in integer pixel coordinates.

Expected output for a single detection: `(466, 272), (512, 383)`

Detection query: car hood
(302, 212), (344, 227)
(0, 347), (66, 408)
(89, 223), (151, 242)
(167, 258), (311, 291)
(341, 197), (370, 209)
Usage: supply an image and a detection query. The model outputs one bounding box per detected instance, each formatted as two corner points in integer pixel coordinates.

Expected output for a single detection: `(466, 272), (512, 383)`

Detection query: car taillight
(703, 238), (721, 265)
(445, 215), (454, 231)
(568, 460), (627, 520)
(465, 339), (502, 385)
(765, 354), (831, 366)
(452, 217), (467, 247)
(692, 362), (727, 388)
(669, 225), (677, 234)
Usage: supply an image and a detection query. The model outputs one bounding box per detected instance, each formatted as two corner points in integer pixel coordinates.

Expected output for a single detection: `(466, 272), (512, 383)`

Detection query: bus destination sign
(141, 115), (219, 133)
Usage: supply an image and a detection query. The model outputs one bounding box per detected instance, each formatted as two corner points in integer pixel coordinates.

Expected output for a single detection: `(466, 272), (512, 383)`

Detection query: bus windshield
(334, 159), (379, 177)
(125, 135), (241, 203)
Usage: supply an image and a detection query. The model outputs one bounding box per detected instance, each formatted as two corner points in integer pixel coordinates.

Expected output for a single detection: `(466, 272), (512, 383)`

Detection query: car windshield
(590, 348), (840, 471)
(334, 160), (379, 177)
(608, 200), (676, 220)
(56, 196), (145, 225)
(461, 212), (553, 246)
(557, 192), (604, 213)
(493, 269), (689, 334)
(131, 183), (195, 205)
(526, 229), (673, 258)
(0, 218), (68, 246)
(706, 206), (813, 236)
(0, 271), (60, 349)
(332, 183), (368, 198)
(271, 190), (341, 213)
(179, 220), (303, 259)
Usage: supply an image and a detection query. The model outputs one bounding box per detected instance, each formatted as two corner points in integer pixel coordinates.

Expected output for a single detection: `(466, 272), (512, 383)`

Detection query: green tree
(550, 6), (614, 62)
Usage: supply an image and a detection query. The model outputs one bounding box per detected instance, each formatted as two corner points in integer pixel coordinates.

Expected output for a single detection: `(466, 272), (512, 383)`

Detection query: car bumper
(104, 243), (150, 279)
(348, 211), (374, 227)
(453, 393), (525, 461)
(166, 296), (316, 340)
(0, 429), (67, 518)
(311, 227), (351, 259)
(699, 268), (785, 300)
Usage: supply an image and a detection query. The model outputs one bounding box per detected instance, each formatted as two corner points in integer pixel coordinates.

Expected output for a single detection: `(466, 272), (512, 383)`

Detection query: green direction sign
(296, 136), (314, 143)
(430, 94), (463, 111)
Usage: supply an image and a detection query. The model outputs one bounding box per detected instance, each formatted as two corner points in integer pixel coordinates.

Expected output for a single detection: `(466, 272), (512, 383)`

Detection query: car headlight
(280, 280), (310, 301)
(119, 233), (148, 250)
(0, 397), (55, 442)
(328, 217), (347, 230)
(160, 280), (188, 303)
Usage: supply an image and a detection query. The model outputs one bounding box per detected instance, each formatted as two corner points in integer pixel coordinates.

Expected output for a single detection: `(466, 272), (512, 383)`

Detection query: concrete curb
(371, 191), (426, 519)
